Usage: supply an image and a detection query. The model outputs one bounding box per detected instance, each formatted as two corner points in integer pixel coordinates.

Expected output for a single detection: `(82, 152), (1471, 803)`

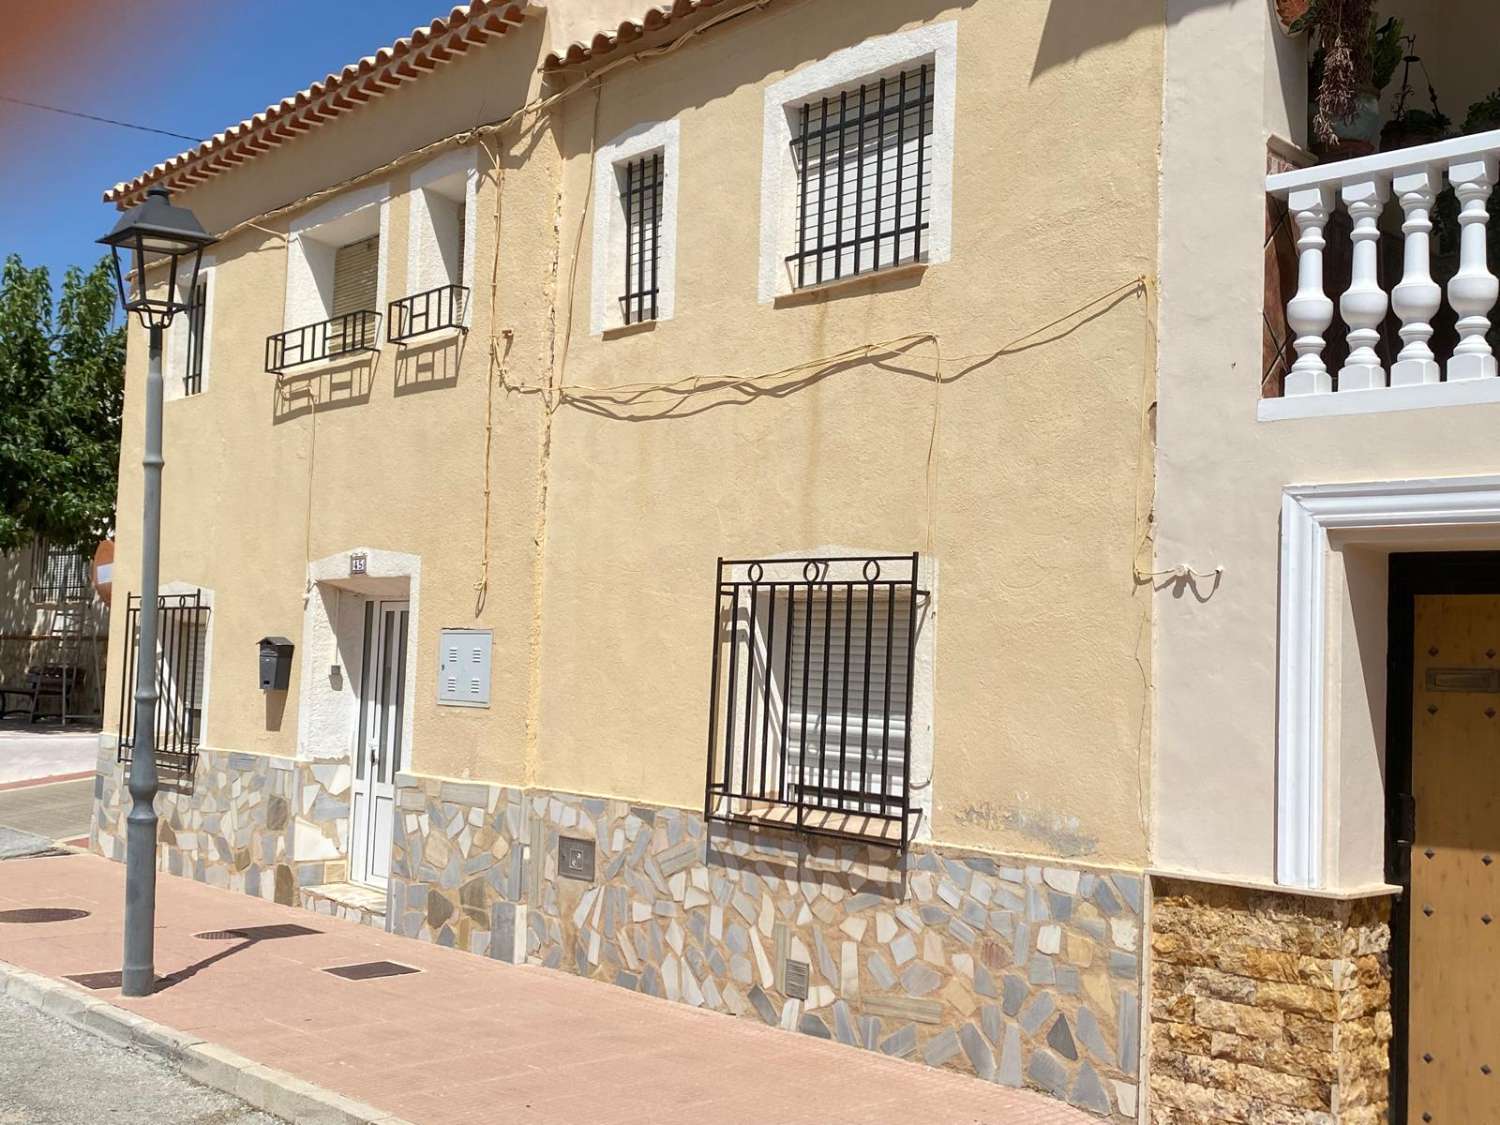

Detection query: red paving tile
(0, 853), (1096, 1124)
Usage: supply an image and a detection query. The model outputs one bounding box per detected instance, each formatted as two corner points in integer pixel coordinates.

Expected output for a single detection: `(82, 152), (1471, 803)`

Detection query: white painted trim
(297, 548), (420, 767)
(284, 182), (390, 338)
(1258, 377), (1500, 421)
(405, 148), (479, 328)
(757, 21), (957, 303)
(1268, 127), (1500, 194)
(590, 119), (680, 335)
(1276, 475), (1500, 888)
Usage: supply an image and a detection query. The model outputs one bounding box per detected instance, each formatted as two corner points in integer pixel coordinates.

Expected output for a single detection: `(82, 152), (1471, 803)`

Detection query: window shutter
(332, 235), (380, 316)
(454, 202), (466, 287)
(782, 587), (912, 776)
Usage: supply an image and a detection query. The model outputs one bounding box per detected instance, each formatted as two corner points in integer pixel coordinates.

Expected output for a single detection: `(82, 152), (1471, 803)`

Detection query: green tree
(0, 254), (124, 553)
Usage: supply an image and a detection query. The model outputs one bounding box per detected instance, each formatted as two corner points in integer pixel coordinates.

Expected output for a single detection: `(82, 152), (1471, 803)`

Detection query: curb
(0, 958), (414, 1125)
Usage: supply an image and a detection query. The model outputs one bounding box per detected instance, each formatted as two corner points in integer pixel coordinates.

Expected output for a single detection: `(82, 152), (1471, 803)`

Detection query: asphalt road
(0, 778), (93, 843)
(0, 991), (282, 1125)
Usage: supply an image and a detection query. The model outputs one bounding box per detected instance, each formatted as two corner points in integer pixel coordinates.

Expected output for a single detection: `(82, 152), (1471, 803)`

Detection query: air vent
(783, 959), (810, 1000)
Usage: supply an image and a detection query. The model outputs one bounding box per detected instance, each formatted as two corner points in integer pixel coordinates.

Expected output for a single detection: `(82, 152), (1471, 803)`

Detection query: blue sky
(0, 1), (444, 295)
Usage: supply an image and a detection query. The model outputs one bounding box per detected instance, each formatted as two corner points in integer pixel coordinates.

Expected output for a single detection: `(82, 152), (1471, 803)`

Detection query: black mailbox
(258, 636), (294, 691)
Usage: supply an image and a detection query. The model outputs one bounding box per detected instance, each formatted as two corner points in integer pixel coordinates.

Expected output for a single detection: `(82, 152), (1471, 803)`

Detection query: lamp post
(99, 186), (215, 997)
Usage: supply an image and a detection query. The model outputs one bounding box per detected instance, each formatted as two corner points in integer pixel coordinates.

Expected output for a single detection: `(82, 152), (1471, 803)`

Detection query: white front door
(349, 599), (409, 889)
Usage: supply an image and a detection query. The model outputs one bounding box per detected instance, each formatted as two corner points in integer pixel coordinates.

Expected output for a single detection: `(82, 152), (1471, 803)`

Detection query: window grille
(30, 544), (91, 604)
(619, 153), (663, 325)
(183, 276), (206, 395)
(787, 62), (934, 289)
(704, 554), (919, 849)
(116, 591), (209, 773)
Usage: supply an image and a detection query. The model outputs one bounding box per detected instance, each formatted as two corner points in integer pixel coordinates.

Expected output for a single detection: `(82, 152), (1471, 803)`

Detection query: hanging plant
(1293, 1), (1401, 153)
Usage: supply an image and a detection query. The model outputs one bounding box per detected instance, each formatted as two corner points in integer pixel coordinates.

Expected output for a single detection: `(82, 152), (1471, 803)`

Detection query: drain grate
(322, 960), (420, 981)
(194, 929), (249, 941)
(65, 970), (126, 990)
(233, 923), (320, 940)
(0, 907), (89, 924)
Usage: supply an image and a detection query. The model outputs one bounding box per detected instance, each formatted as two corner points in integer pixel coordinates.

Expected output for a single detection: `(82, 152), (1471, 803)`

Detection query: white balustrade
(1267, 129), (1500, 401)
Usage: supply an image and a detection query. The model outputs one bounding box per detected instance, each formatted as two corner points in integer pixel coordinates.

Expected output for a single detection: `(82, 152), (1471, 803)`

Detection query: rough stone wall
(92, 743), (351, 902)
(1148, 878), (1392, 1124)
(392, 775), (1146, 1120)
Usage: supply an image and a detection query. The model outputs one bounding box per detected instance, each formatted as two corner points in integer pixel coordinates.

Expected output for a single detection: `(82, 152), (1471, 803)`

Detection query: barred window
(705, 555), (920, 848)
(30, 543), (91, 604)
(117, 591), (210, 772)
(183, 276), (207, 395)
(787, 62), (934, 289)
(618, 153), (663, 325)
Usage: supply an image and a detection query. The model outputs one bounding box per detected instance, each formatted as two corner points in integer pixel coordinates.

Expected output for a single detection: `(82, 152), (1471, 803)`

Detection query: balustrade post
(1447, 155), (1499, 382)
(1390, 167), (1443, 386)
(1285, 186), (1336, 396)
(1338, 177), (1391, 391)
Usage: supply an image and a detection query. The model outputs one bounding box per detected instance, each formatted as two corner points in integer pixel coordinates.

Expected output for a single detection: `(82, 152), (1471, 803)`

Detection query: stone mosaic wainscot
(1148, 877), (1392, 1124)
(92, 741), (354, 905)
(391, 775), (1146, 1120)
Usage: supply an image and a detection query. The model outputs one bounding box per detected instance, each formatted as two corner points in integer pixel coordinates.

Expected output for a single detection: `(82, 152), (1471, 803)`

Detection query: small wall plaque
(1426, 667), (1500, 693)
(783, 958), (810, 1000)
(349, 552), (367, 576)
(559, 836), (595, 881)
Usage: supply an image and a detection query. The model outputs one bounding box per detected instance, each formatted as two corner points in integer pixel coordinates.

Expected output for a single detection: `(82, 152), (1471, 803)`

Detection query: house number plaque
(349, 552), (367, 576)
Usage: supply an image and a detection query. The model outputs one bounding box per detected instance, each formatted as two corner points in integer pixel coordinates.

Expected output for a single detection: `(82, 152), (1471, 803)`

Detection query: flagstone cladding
(1148, 878), (1392, 1124)
(91, 750), (1145, 1118)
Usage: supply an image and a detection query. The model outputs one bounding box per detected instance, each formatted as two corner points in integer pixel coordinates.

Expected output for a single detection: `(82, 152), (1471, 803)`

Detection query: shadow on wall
(272, 356), (378, 424)
(394, 332), (467, 396)
(1031, 0), (1241, 82)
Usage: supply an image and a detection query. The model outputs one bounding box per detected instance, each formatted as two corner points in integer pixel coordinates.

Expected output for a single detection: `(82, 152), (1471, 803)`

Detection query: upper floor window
(273, 183), (388, 372)
(169, 259), (212, 398)
(759, 21), (957, 302)
(788, 63), (934, 289)
(395, 150), (477, 343)
(590, 120), (679, 335)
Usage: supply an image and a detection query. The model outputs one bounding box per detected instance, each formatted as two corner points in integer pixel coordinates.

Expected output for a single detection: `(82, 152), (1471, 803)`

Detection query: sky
(0, 0), (446, 296)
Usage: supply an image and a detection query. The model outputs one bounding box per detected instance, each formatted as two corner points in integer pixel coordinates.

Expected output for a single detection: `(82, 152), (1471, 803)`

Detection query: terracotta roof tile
(103, 1), (535, 208)
(543, 0), (731, 69)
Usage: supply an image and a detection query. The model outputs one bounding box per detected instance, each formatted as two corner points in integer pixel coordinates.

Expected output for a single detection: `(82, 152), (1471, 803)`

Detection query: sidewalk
(0, 852), (1095, 1125)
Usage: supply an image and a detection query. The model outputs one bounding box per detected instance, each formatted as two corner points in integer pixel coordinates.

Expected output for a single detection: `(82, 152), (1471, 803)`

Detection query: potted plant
(1293, 1), (1403, 160)
(1380, 35), (1452, 151)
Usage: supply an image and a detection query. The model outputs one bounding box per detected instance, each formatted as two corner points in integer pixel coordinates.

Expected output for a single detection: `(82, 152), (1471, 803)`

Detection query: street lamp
(99, 186), (215, 997)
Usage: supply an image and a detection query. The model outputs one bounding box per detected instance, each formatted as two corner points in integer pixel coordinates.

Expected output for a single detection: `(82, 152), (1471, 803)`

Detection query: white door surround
(350, 599), (409, 889)
(1276, 475), (1500, 889)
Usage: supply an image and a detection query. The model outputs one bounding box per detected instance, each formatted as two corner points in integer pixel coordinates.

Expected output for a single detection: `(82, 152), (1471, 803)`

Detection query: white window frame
(167, 256), (214, 401)
(757, 20), (957, 303)
(406, 148), (479, 333)
(590, 119), (680, 335)
(284, 181), (390, 345)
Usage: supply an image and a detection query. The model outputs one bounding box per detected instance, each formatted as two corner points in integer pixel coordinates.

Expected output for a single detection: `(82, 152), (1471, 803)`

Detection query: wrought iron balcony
(704, 554), (919, 850)
(388, 284), (469, 344)
(264, 309), (380, 374)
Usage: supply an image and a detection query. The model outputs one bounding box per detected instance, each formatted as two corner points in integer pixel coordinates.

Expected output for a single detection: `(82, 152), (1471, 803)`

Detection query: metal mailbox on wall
(437, 628), (491, 707)
(258, 636), (294, 692)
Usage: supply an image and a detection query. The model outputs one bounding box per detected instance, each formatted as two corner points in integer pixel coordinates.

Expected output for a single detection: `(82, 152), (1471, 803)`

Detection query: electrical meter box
(437, 628), (491, 707)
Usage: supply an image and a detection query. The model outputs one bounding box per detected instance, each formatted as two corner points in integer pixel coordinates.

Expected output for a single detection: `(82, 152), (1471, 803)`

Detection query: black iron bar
(796, 103), (810, 289)
(896, 68), (909, 266)
(815, 97), (828, 284)
(816, 583), (832, 805)
(779, 588), (795, 803)
(834, 90), (847, 284)
(860, 580), (874, 812)
(914, 63), (928, 263)
(854, 82), (866, 277)
(799, 575), (814, 807)
(873, 76), (887, 272)
(721, 584), (741, 805)
(881, 582), (895, 812)
(650, 153), (661, 322)
(837, 583), (852, 811)
(635, 158), (647, 325)
(740, 582), (758, 797)
(902, 553), (918, 846)
(758, 584), (777, 801)
(624, 158), (635, 323)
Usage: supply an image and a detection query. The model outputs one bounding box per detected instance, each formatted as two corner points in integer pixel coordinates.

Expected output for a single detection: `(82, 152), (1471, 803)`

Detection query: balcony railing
(388, 284), (468, 344)
(1266, 129), (1500, 410)
(265, 309), (380, 374)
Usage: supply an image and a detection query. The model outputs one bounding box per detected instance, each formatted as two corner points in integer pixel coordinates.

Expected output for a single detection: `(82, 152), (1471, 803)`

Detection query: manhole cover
(65, 970), (125, 990)
(323, 960), (420, 981)
(194, 929), (249, 941)
(0, 907), (89, 924)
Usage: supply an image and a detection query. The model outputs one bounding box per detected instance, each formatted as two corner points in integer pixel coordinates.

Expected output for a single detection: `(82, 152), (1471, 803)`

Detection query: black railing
(787, 62), (933, 289)
(619, 153), (663, 325)
(31, 544), (91, 604)
(704, 554), (919, 849)
(388, 284), (469, 343)
(116, 591), (209, 773)
(265, 310), (380, 374)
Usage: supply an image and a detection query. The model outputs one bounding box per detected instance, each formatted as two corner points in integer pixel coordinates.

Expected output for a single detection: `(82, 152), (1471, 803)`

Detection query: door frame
(351, 597), (409, 890)
(1384, 550), (1500, 1123)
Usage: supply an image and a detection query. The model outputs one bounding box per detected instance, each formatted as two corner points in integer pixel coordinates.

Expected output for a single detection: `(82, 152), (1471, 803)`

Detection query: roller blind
(332, 235), (379, 316)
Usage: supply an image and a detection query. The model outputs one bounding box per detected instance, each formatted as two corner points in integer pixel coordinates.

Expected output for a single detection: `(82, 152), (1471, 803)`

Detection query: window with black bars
(30, 542), (91, 604)
(618, 153), (663, 325)
(704, 555), (919, 849)
(183, 277), (206, 395)
(116, 591), (209, 773)
(787, 62), (934, 289)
